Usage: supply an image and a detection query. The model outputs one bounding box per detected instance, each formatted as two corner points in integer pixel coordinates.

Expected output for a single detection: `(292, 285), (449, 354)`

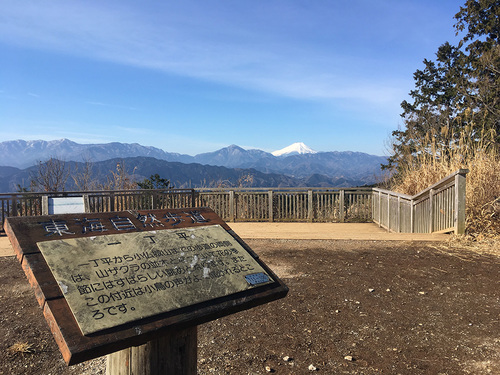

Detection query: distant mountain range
(0, 139), (191, 168)
(0, 139), (387, 192)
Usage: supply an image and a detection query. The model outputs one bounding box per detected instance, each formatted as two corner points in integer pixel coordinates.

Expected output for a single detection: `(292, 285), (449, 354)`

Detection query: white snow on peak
(272, 142), (317, 157)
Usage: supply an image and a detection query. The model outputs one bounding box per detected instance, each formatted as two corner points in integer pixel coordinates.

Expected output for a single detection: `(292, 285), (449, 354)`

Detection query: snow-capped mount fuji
(272, 142), (317, 157)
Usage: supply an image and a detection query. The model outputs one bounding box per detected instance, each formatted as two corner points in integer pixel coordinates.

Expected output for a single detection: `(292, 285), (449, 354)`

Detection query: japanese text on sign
(37, 225), (273, 335)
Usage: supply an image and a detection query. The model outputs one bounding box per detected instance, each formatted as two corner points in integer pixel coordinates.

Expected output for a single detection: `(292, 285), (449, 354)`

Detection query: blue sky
(1, 0), (464, 156)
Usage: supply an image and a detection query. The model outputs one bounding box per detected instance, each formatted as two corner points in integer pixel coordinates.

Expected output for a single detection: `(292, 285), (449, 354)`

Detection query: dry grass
(7, 342), (34, 355)
(446, 235), (500, 257)
(391, 124), (500, 238)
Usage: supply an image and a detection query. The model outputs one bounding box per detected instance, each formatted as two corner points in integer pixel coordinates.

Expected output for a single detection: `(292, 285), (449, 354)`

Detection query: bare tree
(72, 157), (98, 191)
(30, 157), (69, 192)
(101, 162), (138, 190)
(237, 173), (254, 188)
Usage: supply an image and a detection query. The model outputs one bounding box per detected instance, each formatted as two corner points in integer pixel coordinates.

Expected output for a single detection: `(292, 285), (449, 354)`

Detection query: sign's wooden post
(4, 207), (288, 371)
(106, 326), (197, 375)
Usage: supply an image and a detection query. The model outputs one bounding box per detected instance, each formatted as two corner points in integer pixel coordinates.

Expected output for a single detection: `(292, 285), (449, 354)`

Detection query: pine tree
(385, 0), (499, 172)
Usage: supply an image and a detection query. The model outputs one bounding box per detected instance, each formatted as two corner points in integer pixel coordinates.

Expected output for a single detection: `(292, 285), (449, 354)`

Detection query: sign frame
(4, 207), (288, 365)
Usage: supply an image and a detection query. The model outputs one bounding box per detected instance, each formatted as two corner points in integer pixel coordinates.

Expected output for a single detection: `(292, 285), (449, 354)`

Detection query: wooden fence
(1, 170), (468, 234)
(195, 188), (373, 223)
(0, 189), (196, 230)
(372, 169), (468, 234)
(0, 188), (373, 230)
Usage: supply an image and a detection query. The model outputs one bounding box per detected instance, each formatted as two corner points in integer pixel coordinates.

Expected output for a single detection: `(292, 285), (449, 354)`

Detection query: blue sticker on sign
(245, 273), (271, 286)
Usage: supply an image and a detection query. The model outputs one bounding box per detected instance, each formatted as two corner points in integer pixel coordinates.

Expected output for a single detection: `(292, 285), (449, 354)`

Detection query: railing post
(387, 193), (391, 232)
(410, 199), (414, 233)
(83, 194), (90, 213)
(268, 190), (273, 222)
(307, 190), (313, 222)
(370, 190), (374, 221)
(429, 189), (435, 233)
(41, 195), (48, 216)
(109, 192), (115, 212)
(397, 196), (401, 233)
(150, 191), (156, 209)
(229, 190), (235, 222)
(378, 191), (381, 227)
(371, 190), (374, 222)
(11, 196), (18, 217)
(191, 189), (196, 208)
(454, 170), (468, 234)
(339, 190), (345, 222)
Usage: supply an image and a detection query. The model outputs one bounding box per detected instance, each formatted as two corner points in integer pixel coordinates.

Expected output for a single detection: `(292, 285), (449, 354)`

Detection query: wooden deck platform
(0, 223), (448, 257)
(228, 223), (449, 241)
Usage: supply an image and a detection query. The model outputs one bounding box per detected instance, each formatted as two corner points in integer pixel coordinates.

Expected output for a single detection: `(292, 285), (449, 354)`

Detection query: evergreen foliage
(386, 0), (500, 236)
(385, 0), (500, 172)
(137, 174), (172, 190)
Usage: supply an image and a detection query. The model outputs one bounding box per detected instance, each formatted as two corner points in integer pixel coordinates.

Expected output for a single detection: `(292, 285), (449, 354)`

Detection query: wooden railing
(85, 189), (196, 213)
(195, 188), (373, 223)
(1, 171), (467, 235)
(372, 169), (468, 234)
(0, 189), (196, 230)
(0, 188), (373, 230)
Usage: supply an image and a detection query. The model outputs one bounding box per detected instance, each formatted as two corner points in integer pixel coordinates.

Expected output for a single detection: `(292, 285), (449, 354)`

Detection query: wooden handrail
(372, 170), (468, 234)
(412, 169), (469, 200)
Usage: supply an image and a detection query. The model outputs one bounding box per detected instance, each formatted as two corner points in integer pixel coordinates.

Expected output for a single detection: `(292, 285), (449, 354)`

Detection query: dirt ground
(1, 238), (499, 374)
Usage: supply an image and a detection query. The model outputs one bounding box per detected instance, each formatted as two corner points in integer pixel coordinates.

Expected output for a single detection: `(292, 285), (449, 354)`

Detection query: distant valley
(0, 139), (387, 192)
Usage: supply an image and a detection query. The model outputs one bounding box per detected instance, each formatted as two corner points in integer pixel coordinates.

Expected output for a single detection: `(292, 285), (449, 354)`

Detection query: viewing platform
(0, 222), (448, 258)
(229, 222), (449, 241)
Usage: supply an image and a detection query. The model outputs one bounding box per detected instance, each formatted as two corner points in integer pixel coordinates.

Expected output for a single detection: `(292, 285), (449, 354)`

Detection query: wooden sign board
(4, 208), (288, 365)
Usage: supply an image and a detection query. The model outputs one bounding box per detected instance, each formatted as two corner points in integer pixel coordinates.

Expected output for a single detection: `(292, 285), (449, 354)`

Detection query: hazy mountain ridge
(192, 144), (274, 168)
(0, 157), (322, 192)
(0, 166), (20, 178)
(0, 156), (372, 193)
(0, 139), (192, 168)
(0, 139), (386, 192)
